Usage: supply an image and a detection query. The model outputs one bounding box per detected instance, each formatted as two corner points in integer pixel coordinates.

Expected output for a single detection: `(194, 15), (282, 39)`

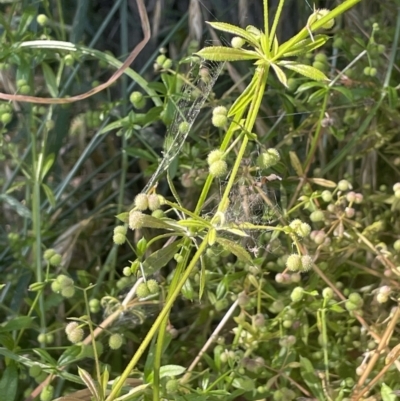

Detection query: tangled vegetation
(1, 0), (400, 400)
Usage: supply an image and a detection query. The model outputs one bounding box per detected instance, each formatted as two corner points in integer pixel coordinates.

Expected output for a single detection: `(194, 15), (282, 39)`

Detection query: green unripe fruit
(156, 54), (166, 66)
(61, 286), (75, 298)
(113, 233), (126, 245)
(209, 160), (227, 177)
(128, 211), (145, 230)
(123, 266), (132, 276)
(211, 113), (227, 127)
(37, 14), (49, 26)
(369, 67), (377, 77)
(51, 280), (62, 293)
(286, 254), (301, 271)
(165, 378), (179, 393)
(134, 193), (149, 211)
(129, 91), (146, 109)
(66, 324), (84, 343)
(147, 279), (159, 294)
(333, 37), (343, 48)
(215, 298), (229, 311)
(257, 148), (280, 169)
(37, 333), (47, 343)
(109, 333), (123, 350)
(162, 58), (173, 69)
(56, 274), (74, 287)
(40, 385), (54, 401)
(348, 292), (363, 306)
(45, 333), (54, 344)
(290, 286), (304, 302)
(377, 44), (385, 54)
(337, 179), (350, 191)
(393, 239), (400, 252)
(45, 120), (55, 130)
(310, 210), (324, 222)
(136, 282), (150, 298)
(287, 78), (298, 92)
(1, 112), (12, 125)
(207, 149), (224, 165)
(151, 209), (165, 218)
(64, 54), (74, 66)
(282, 319), (292, 328)
(301, 255), (313, 271)
(19, 84), (31, 94)
(231, 36), (245, 49)
(322, 287), (333, 300)
(312, 61), (328, 72)
(49, 253), (62, 267)
(321, 190), (332, 202)
(89, 298), (101, 313)
(29, 364), (42, 378)
(345, 300), (358, 311)
(314, 53), (328, 63)
(147, 194), (160, 211)
(363, 66), (371, 76)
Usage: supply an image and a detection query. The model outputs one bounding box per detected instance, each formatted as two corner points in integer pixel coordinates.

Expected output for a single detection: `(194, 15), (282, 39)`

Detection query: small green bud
(162, 58), (173, 69)
(310, 210), (324, 222)
(128, 210), (145, 230)
(156, 54), (166, 66)
(40, 385), (54, 401)
(64, 54), (74, 66)
(29, 364), (42, 378)
(314, 53), (328, 63)
(89, 298), (101, 313)
(231, 36), (245, 48)
(136, 282), (150, 298)
(43, 248), (56, 260)
(152, 209), (165, 218)
(49, 253), (62, 267)
(257, 148), (280, 169)
(1, 112), (12, 125)
(211, 113), (227, 127)
(147, 194), (161, 211)
(129, 91), (146, 109)
(286, 254), (301, 271)
(37, 14), (49, 26)
(178, 121), (190, 134)
(301, 255), (313, 271)
(109, 333), (123, 350)
(19, 85), (31, 94)
(212, 106), (227, 116)
(312, 61), (328, 72)
(209, 160), (228, 177)
(322, 287), (333, 300)
(363, 66), (371, 76)
(321, 190), (332, 202)
(56, 274), (74, 287)
(165, 378), (179, 393)
(66, 323), (84, 343)
(61, 286), (75, 298)
(147, 279), (159, 294)
(37, 333), (47, 343)
(51, 280), (62, 293)
(207, 149), (224, 165)
(123, 266), (132, 276)
(290, 286), (304, 303)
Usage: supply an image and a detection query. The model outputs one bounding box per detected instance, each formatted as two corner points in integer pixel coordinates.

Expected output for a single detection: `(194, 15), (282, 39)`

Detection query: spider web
(142, 57), (223, 193)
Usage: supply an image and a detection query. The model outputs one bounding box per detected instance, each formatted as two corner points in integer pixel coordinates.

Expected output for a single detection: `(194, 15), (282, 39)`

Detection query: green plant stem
(30, 117), (46, 342)
(105, 235), (210, 401)
(303, 90), (329, 173)
(218, 66), (268, 212)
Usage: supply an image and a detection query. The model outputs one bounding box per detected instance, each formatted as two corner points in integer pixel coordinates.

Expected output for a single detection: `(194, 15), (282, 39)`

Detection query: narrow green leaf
(196, 47), (259, 62)
(41, 183), (56, 208)
(228, 72), (259, 117)
(41, 153), (55, 180)
(278, 61), (329, 81)
(207, 22), (260, 48)
(0, 194), (31, 219)
(308, 88), (328, 104)
(381, 383), (396, 401)
(41, 62), (59, 97)
(208, 228), (217, 246)
(142, 241), (181, 275)
(281, 35), (329, 57)
(308, 178), (337, 188)
(0, 361), (18, 401)
(216, 238), (253, 264)
(331, 86), (353, 101)
(78, 367), (100, 401)
(296, 81), (325, 94)
(289, 151), (304, 176)
(0, 316), (34, 332)
(299, 356), (325, 400)
(271, 63), (288, 87)
(387, 86), (398, 108)
(101, 367), (110, 399)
